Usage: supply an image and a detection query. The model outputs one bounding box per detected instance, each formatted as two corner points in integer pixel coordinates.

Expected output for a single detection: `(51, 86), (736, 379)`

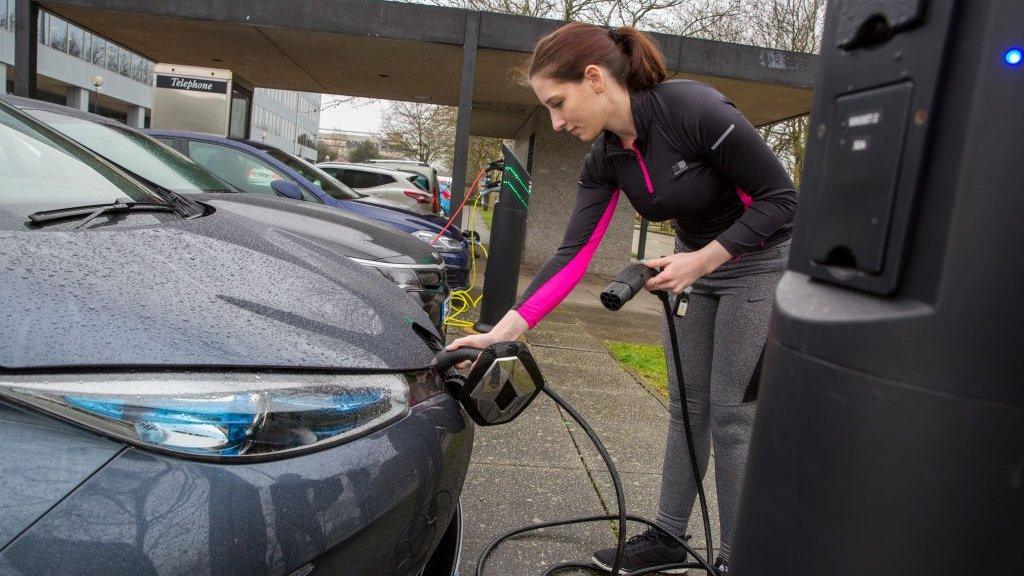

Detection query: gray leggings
(654, 240), (790, 561)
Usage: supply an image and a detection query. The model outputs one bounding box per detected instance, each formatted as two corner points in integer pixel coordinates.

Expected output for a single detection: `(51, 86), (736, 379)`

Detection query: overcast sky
(318, 96), (389, 133)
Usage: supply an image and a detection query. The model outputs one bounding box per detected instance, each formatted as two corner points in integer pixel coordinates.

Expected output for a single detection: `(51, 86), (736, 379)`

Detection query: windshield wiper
(27, 198), (176, 229)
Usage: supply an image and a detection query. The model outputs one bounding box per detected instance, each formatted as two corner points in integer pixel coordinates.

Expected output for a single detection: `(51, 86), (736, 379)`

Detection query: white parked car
(318, 162), (434, 215)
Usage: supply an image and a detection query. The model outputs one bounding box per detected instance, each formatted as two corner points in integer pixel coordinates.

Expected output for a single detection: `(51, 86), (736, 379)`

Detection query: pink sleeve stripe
(736, 187), (753, 209)
(516, 190), (621, 329)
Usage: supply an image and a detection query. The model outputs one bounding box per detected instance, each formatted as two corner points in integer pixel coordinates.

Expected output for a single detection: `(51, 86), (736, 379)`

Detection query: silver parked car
(318, 162), (435, 215)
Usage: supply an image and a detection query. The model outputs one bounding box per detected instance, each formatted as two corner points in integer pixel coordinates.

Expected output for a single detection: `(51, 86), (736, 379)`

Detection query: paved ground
(449, 217), (721, 575)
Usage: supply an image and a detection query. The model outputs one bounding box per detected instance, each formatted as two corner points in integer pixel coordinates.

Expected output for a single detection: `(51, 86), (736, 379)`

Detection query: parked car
(317, 162), (434, 216)
(146, 130), (471, 289)
(0, 98), (470, 576)
(438, 175), (452, 215)
(366, 159), (442, 215)
(3, 95), (451, 332)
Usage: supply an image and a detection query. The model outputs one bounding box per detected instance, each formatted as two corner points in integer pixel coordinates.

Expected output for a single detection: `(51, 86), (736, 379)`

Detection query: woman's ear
(583, 64), (606, 94)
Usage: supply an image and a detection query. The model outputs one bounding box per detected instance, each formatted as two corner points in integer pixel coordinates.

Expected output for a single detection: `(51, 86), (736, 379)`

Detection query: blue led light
(1005, 48), (1023, 66)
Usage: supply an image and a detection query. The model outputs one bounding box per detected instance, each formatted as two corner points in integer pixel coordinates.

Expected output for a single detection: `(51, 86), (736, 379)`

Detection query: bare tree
(382, 101), (457, 168)
(743, 0), (826, 185)
(658, 0), (746, 42)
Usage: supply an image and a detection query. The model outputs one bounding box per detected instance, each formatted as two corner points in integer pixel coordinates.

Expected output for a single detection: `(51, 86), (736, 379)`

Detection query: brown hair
(527, 23), (668, 92)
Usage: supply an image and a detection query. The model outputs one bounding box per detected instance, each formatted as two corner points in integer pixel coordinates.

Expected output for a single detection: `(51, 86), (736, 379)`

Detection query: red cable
(429, 168), (487, 246)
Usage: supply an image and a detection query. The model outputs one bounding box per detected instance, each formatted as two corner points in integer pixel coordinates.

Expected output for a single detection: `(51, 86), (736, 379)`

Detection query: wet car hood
(195, 193), (444, 265)
(340, 195), (460, 239)
(0, 205), (440, 371)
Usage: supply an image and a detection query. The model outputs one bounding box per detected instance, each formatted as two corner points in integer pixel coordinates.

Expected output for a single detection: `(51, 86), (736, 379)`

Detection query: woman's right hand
(445, 310), (529, 369)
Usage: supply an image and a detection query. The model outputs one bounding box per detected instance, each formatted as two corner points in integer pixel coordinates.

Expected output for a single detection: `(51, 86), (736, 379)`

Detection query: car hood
(0, 207), (440, 371)
(194, 193), (444, 265)
(342, 196), (460, 239)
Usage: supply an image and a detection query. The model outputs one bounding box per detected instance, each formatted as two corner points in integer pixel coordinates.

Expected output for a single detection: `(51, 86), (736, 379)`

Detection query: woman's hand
(445, 310), (529, 369)
(643, 241), (732, 294)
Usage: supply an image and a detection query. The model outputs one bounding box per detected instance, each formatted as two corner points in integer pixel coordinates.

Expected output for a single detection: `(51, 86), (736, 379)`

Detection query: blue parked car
(145, 130), (470, 289)
(0, 99), (470, 575)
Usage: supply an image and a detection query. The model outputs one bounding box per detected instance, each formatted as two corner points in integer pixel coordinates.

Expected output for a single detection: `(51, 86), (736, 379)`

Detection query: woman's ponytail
(613, 26), (668, 91)
(528, 23), (668, 92)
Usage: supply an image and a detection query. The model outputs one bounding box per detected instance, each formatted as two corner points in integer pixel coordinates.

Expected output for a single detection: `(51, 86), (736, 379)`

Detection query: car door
(185, 140), (320, 203)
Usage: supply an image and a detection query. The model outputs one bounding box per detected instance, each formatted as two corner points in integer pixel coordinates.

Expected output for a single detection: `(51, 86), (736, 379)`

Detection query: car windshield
(264, 149), (362, 200)
(0, 101), (164, 227)
(26, 109), (235, 195)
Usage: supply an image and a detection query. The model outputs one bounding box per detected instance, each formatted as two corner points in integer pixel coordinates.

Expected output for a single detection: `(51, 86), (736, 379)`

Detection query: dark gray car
(2, 95), (451, 333)
(0, 100), (471, 575)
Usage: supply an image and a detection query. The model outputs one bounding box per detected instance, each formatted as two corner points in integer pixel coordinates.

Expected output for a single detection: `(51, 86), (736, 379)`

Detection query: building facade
(2, 5), (321, 153)
(317, 128), (393, 162)
(249, 88), (319, 161)
(1, 5), (153, 126)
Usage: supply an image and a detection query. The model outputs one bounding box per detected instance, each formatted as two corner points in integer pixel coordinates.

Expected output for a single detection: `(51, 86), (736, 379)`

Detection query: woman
(447, 22), (796, 574)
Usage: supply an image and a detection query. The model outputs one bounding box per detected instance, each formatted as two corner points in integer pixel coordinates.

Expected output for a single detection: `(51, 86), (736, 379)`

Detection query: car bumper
(0, 393), (474, 576)
(439, 251), (470, 290)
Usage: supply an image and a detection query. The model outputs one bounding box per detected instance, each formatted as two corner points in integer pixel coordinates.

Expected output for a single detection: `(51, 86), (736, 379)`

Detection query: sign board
(151, 64), (233, 136)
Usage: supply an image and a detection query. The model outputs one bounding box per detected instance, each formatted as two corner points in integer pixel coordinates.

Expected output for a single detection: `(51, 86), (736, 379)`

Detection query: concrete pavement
(450, 258), (722, 575)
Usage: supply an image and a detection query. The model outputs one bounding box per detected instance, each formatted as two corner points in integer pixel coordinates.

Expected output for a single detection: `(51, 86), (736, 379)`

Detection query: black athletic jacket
(514, 79), (797, 328)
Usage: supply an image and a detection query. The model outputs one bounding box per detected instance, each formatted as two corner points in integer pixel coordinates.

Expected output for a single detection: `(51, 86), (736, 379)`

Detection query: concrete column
(0, 66), (7, 95)
(14, 0), (38, 98)
(515, 107), (635, 277)
(66, 86), (89, 111)
(127, 105), (146, 128)
(449, 11), (480, 229)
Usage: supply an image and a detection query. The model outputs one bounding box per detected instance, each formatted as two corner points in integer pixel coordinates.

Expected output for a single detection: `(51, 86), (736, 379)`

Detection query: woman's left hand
(643, 241), (733, 294)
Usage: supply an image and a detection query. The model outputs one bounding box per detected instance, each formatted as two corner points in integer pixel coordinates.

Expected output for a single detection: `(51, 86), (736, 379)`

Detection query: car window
(406, 173), (430, 191)
(264, 149), (361, 201)
(187, 140), (318, 202)
(344, 169), (385, 189)
(25, 110), (235, 195)
(0, 101), (163, 223)
(378, 174), (396, 185)
(152, 136), (178, 149)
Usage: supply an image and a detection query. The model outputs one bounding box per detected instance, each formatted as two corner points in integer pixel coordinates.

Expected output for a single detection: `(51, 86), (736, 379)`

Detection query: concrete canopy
(41, 0), (815, 138)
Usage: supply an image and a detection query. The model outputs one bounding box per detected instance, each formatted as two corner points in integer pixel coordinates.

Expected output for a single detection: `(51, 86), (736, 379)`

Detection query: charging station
(475, 144), (532, 333)
(732, 1), (1024, 574)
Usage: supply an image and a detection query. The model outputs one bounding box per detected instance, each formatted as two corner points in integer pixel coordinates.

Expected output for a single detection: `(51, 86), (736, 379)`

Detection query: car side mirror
(271, 179), (303, 200)
(462, 230), (481, 242)
(432, 341), (545, 426)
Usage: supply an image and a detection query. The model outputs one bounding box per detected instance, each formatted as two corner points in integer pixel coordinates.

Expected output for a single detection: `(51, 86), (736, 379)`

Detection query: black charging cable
(470, 263), (719, 576)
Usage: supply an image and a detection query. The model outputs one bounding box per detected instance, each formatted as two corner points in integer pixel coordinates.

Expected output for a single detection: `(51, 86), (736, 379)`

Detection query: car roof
(2, 94), (130, 127)
(318, 162), (418, 178)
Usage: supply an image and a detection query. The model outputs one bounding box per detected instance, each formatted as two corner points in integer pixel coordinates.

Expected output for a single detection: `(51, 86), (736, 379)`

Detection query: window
(118, 49), (131, 76)
(153, 136), (178, 149)
(131, 54), (143, 82)
(26, 109), (236, 195)
(264, 148), (360, 200)
(0, 0), (8, 31)
(105, 43), (119, 72)
(67, 24), (84, 58)
(341, 169), (386, 189)
(48, 16), (67, 52)
(186, 140), (317, 203)
(90, 36), (106, 67)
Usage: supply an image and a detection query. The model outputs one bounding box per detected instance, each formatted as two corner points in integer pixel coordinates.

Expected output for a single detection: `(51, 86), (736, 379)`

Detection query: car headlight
(411, 230), (463, 253)
(0, 373), (414, 461)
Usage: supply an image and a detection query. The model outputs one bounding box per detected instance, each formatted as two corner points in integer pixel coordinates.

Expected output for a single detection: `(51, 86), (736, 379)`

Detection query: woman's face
(530, 66), (609, 142)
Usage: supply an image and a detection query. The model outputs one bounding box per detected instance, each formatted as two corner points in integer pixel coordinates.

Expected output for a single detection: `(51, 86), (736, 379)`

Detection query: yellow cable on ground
(444, 169), (489, 331)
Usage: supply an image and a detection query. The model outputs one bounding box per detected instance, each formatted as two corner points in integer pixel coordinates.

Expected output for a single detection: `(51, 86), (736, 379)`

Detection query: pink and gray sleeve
(514, 153), (618, 329)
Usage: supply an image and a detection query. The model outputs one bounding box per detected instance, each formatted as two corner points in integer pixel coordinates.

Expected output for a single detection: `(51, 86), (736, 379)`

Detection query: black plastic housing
(732, 1), (1024, 574)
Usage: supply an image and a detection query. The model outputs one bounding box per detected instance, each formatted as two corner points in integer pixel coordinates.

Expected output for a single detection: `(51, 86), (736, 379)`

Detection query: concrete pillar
(0, 66), (7, 95)
(14, 0), (38, 98)
(449, 11), (480, 229)
(127, 105), (146, 128)
(66, 86), (89, 111)
(514, 107), (635, 277)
